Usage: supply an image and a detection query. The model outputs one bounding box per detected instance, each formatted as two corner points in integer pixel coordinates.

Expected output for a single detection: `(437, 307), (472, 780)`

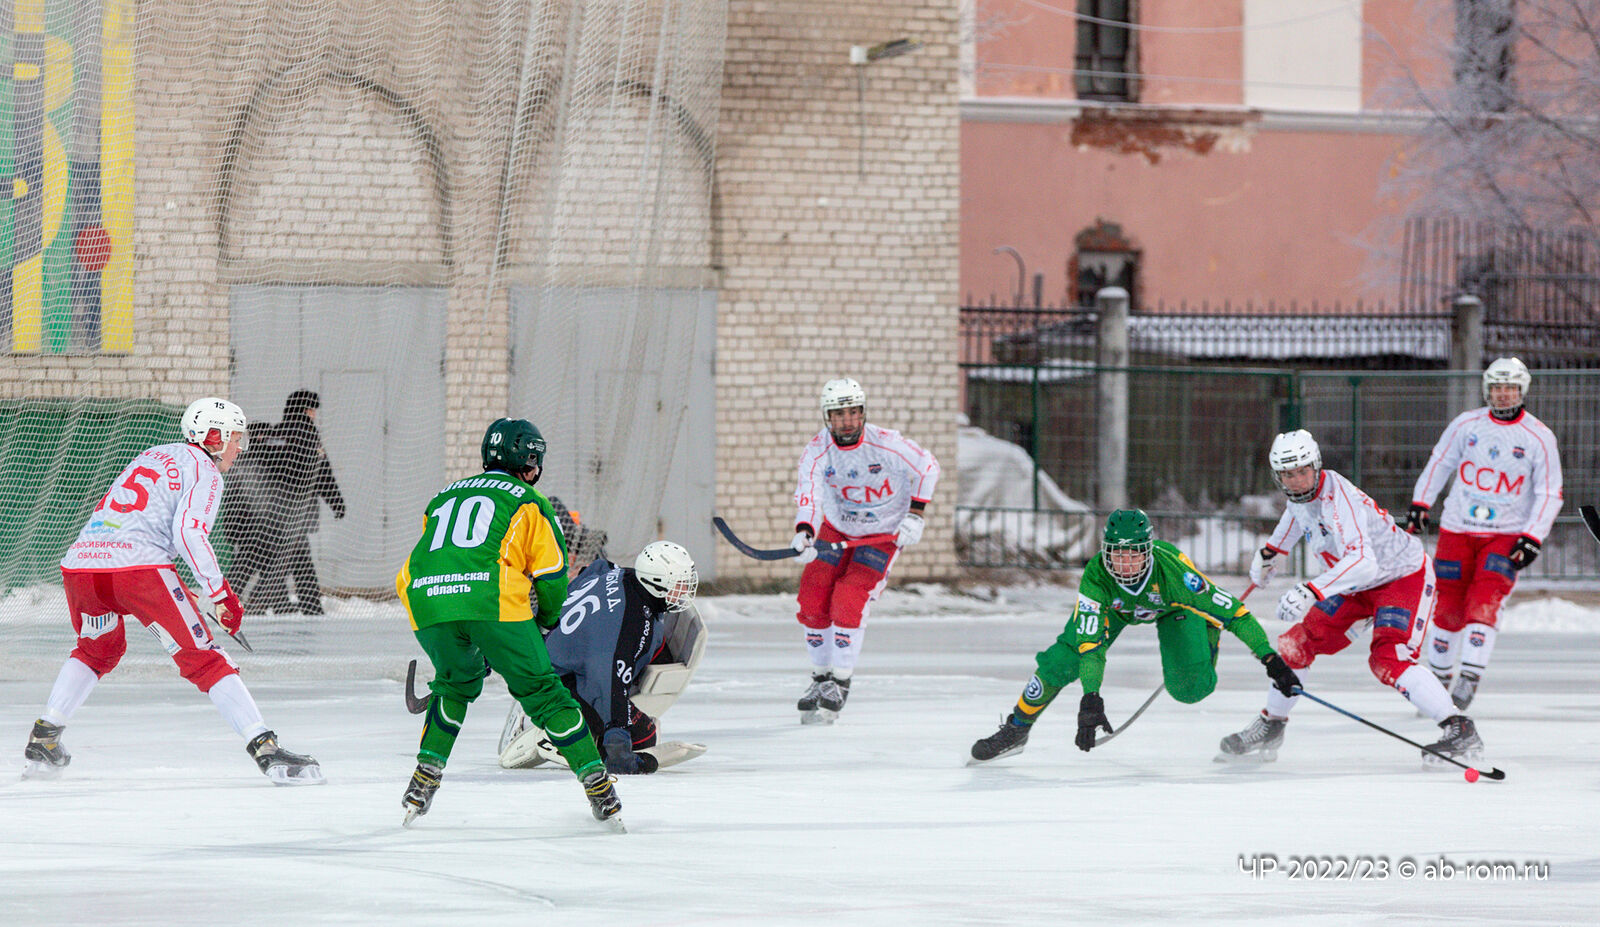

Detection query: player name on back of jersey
(445, 476), (529, 497)
(410, 571), (492, 596)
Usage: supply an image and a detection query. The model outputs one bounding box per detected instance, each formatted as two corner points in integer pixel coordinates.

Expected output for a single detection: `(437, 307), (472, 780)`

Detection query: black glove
(1508, 535), (1541, 571)
(1404, 503), (1428, 535)
(601, 727), (658, 775)
(1075, 692), (1112, 752)
(1262, 653), (1302, 698)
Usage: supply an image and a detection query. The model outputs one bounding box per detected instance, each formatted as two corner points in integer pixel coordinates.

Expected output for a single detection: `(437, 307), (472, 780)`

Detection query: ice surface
(2, 580), (1597, 925)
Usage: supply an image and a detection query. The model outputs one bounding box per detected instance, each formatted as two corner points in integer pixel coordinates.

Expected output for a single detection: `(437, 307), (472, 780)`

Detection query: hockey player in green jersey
(969, 509), (1301, 764)
(395, 418), (622, 831)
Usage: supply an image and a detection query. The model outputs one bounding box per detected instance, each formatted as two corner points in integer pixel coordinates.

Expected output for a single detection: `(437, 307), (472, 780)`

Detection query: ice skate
(1215, 711), (1286, 763)
(1450, 671), (1481, 711)
(22, 720), (71, 779)
(582, 769), (625, 833)
(798, 672), (832, 724)
(814, 676), (851, 723)
(246, 731), (326, 786)
(1422, 714), (1483, 768)
(401, 763), (442, 827)
(968, 717), (1030, 765)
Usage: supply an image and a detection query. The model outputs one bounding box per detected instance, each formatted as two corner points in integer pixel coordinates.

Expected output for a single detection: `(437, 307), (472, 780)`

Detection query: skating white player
(23, 398), (323, 785)
(1218, 429), (1484, 767)
(1406, 357), (1563, 709)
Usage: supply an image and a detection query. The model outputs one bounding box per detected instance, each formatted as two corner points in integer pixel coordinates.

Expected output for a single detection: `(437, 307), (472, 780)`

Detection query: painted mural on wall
(2, 0), (132, 354)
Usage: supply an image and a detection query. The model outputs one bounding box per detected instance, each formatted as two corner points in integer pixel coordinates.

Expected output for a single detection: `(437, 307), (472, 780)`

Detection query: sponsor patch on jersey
(1183, 571), (1205, 593)
(868, 463), (882, 474)
(1467, 433), (1478, 447)
(1078, 595), (1101, 614)
(170, 585), (184, 602)
(1109, 598), (1122, 611)
(847, 468), (859, 479)
(1133, 606), (1157, 622)
(1513, 446), (1525, 458)
(191, 622), (206, 639)
(824, 466), (835, 478)
(1468, 503), (1496, 521)
(1488, 445), (1500, 459)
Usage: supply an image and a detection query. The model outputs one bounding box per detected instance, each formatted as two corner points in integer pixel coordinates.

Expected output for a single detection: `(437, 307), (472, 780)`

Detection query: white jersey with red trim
(60, 442), (230, 597)
(794, 423), (940, 538)
(1264, 468), (1424, 599)
(1410, 407), (1563, 541)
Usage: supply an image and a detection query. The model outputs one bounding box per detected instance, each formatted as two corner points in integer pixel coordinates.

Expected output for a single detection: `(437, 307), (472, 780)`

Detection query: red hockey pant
(1275, 561), (1434, 687)
(1431, 530), (1517, 632)
(795, 522), (898, 631)
(62, 566), (238, 692)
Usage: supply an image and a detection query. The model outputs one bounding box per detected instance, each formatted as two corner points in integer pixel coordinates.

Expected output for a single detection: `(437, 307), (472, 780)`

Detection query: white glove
(792, 530), (818, 564)
(1275, 583), (1320, 624)
(895, 512), (925, 548)
(1248, 546), (1280, 586)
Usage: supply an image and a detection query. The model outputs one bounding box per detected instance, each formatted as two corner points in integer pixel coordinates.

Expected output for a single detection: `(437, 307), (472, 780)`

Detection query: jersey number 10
(427, 495), (495, 551)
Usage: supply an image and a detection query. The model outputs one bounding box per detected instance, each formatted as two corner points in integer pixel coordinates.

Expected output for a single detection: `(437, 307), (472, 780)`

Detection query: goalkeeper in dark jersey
(395, 418), (623, 831)
(968, 509), (1300, 764)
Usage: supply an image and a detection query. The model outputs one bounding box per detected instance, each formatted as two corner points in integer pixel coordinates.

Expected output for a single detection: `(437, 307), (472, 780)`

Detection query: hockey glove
(1075, 692), (1112, 752)
(1261, 653), (1302, 698)
(791, 528), (818, 564)
(601, 727), (658, 775)
(1508, 535), (1541, 570)
(1275, 583), (1320, 625)
(211, 583), (244, 636)
(895, 512), (925, 548)
(1248, 546), (1280, 586)
(1404, 503), (1429, 535)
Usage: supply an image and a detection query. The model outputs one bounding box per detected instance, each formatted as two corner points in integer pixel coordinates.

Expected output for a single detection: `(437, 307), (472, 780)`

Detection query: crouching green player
(968, 509), (1300, 764)
(397, 418), (623, 831)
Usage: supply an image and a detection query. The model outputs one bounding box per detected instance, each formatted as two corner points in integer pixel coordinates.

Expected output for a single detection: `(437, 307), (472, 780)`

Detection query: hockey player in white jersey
(1406, 357), (1563, 709)
(22, 398), (323, 785)
(1218, 429), (1485, 768)
(790, 378), (939, 722)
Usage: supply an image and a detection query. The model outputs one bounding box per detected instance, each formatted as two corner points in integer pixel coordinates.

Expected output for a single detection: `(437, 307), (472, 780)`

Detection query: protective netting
(0, 0), (725, 679)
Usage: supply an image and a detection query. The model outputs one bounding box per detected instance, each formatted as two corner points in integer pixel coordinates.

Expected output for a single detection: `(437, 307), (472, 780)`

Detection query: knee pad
(1163, 664), (1217, 704)
(1275, 624), (1314, 670)
(797, 612), (830, 630)
(1367, 643), (1413, 688)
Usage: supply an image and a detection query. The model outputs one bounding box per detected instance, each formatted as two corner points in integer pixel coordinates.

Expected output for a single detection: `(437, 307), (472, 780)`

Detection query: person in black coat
(248, 390), (345, 615)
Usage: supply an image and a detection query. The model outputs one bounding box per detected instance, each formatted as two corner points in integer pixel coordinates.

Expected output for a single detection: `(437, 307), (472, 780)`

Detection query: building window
(1072, 219), (1139, 307)
(1455, 0), (1515, 113)
(1075, 0), (1136, 102)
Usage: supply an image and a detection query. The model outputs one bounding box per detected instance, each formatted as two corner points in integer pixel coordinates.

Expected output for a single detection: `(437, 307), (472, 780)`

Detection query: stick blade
(1481, 767), (1507, 781)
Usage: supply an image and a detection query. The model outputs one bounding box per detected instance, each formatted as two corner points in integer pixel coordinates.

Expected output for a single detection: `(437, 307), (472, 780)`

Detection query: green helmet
(1101, 509), (1154, 585)
(481, 418), (546, 480)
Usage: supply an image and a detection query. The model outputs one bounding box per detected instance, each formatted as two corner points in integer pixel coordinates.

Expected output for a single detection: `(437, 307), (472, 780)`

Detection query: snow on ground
(2, 578), (1598, 925)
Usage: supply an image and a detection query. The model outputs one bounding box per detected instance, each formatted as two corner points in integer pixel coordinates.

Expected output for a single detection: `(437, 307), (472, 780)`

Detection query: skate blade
(1422, 749), (1483, 769)
(966, 743), (1025, 766)
(266, 764), (327, 786)
(799, 709), (834, 725)
(1212, 749), (1278, 764)
(21, 759), (66, 780)
(598, 815), (626, 834)
(402, 808), (424, 828)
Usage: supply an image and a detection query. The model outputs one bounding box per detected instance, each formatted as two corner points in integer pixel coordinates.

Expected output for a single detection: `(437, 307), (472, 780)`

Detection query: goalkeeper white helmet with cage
(820, 378), (866, 413)
(1269, 429), (1322, 503)
(181, 398), (248, 457)
(1482, 357), (1531, 411)
(635, 541), (699, 612)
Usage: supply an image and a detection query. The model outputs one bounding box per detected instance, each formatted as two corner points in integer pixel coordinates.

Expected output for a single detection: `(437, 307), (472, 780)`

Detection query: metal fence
(959, 367), (1600, 579)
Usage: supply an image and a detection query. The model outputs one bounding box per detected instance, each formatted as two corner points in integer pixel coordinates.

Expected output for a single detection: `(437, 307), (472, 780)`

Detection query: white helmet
(1482, 357), (1531, 411)
(1268, 429), (1322, 503)
(181, 397), (248, 457)
(820, 378), (866, 413)
(635, 541), (698, 612)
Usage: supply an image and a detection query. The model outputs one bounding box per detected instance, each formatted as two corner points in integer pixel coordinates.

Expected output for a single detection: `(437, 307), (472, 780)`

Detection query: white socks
(207, 673), (269, 740)
(806, 625), (865, 678)
(1459, 623), (1497, 678)
(42, 658), (100, 726)
(805, 628), (829, 670)
(1395, 663), (1456, 723)
(1264, 664), (1307, 719)
(1425, 625), (1459, 677)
